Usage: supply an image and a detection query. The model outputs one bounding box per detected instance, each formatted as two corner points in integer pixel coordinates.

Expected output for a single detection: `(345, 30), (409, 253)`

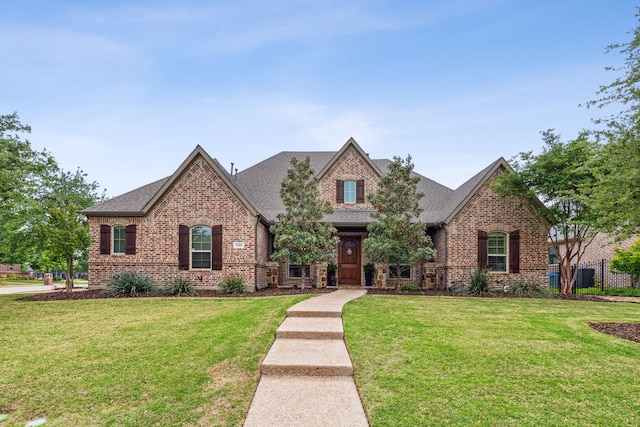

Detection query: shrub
(166, 276), (196, 296)
(105, 270), (157, 297)
(463, 268), (491, 295)
(506, 280), (549, 298)
(219, 276), (246, 294)
(400, 285), (421, 291)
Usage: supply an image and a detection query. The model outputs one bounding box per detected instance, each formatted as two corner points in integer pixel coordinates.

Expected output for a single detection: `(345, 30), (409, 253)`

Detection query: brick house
(82, 139), (548, 290)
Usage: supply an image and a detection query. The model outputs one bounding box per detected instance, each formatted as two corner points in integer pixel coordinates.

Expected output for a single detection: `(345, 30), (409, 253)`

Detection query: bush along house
(82, 138), (548, 290)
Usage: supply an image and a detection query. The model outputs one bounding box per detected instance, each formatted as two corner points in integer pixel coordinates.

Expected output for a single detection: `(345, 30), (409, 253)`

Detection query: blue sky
(1, 0), (636, 197)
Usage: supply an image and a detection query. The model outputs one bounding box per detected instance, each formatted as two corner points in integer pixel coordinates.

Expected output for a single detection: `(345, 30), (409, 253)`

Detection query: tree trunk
(65, 257), (74, 293)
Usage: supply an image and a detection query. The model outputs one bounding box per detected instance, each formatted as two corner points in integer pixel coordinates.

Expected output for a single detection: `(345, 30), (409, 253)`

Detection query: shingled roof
(82, 139), (511, 226)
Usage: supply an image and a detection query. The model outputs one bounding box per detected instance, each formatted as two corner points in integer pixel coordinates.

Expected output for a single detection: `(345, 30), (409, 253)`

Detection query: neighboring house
(549, 233), (637, 288)
(82, 139), (548, 290)
(0, 264), (25, 278)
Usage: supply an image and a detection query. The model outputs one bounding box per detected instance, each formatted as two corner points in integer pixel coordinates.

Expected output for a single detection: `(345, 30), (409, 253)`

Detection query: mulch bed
(588, 322), (640, 344)
(18, 286), (638, 343)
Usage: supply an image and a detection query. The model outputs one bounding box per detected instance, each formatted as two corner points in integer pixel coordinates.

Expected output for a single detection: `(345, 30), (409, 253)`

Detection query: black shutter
(478, 230), (488, 269)
(125, 225), (136, 255)
(212, 225), (222, 270)
(179, 225), (189, 270)
(100, 225), (111, 255)
(336, 180), (344, 203)
(356, 180), (365, 203)
(509, 230), (520, 273)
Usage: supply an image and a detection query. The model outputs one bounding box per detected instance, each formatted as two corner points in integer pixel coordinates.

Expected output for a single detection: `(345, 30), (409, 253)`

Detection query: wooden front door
(339, 237), (361, 285)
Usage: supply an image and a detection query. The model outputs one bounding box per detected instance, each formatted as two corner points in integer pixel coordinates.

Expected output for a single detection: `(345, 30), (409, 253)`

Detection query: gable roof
(316, 137), (383, 179)
(83, 141), (519, 227)
(439, 157), (512, 223)
(82, 145), (259, 217)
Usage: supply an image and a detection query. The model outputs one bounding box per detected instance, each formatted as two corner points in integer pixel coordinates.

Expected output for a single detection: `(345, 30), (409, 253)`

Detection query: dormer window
(336, 180), (365, 204)
(344, 180), (356, 203)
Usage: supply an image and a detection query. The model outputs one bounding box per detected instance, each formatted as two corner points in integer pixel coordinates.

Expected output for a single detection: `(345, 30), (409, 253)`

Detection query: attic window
(344, 180), (356, 203)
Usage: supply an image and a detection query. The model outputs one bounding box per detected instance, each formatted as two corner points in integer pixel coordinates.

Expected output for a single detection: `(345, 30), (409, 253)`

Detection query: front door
(339, 237), (361, 285)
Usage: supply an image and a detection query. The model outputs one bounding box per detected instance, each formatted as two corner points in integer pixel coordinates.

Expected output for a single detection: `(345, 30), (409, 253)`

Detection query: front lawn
(0, 294), (311, 426)
(345, 296), (640, 426)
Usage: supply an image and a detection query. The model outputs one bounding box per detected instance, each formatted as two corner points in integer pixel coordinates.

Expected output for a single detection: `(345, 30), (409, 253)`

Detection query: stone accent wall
(87, 154), (260, 289)
(444, 167), (548, 287)
(318, 145), (380, 210)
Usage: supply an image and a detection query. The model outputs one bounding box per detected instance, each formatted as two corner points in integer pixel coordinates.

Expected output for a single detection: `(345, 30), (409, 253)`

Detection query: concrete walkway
(244, 289), (369, 427)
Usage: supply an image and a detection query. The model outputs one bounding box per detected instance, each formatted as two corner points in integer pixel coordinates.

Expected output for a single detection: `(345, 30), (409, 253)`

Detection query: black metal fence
(548, 259), (634, 295)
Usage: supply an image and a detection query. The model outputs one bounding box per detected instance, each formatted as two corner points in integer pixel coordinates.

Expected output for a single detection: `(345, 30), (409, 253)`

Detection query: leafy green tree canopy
(0, 112), (57, 264)
(494, 131), (600, 294)
(610, 239), (640, 288)
(584, 12), (640, 240)
(269, 156), (338, 288)
(33, 168), (104, 291)
(363, 155), (435, 288)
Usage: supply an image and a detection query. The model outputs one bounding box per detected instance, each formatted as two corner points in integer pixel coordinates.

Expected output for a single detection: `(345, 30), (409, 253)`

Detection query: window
(336, 180), (365, 203)
(289, 264), (310, 278)
(113, 226), (125, 254)
(487, 232), (507, 272)
(389, 265), (411, 279)
(179, 224), (222, 270)
(548, 247), (559, 264)
(100, 224), (136, 255)
(344, 180), (356, 203)
(191, 226), (212, 269)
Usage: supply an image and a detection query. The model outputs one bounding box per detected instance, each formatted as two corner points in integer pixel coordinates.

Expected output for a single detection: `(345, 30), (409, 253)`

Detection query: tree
(494, 131), (600, 294)
(269, 157), (338, 289)
(584, 11), (640, 240)
(0, 112), (57, 264)
(363, 155), (435, 289)
(32, 168), (103, 292)
(610, 239), (640, 288)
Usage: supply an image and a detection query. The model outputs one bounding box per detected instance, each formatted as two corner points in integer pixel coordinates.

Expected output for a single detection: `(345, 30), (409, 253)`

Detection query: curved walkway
(244, 289), (368, 427)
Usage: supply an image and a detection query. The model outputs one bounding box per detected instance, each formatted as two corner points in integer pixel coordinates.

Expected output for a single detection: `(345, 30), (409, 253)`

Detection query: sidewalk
(244, 289), (369, 427)
(0, 284), (88, 295)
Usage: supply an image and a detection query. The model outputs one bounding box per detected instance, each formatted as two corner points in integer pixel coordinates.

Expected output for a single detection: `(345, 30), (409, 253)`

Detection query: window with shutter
(178, 225), (189, 270)
(336, 180), (344, 203)
(211, 225), (222, 270)
(113, 226), (125, 254)
(509, 230), (520, 273)
(356, 180), (365, 203)
(477, 230), (488, 269)
(344, 180), (356, 203)
(100, 225), (111, 255)
(488, 232), (507, 272)
(191, 226), (212, 269)
(125, 225), (136, 255)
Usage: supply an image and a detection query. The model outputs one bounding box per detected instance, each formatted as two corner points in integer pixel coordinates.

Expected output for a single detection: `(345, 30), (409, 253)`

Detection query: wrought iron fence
(548, 259), (634, 295)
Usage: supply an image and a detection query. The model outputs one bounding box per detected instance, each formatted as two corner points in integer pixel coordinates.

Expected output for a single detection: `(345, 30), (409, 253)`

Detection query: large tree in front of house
(364, 155), (436, 289)
(494, 130), (600, 295)
(583, 12), (640, 241)
(269, 156), (338, 289)
(0, 112), (57, 265)
(33, 168), (104, 292)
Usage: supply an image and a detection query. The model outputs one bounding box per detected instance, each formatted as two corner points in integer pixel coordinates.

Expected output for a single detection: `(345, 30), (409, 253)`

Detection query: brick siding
(443, 167), (548, 287)
(88, 154), (261, 289)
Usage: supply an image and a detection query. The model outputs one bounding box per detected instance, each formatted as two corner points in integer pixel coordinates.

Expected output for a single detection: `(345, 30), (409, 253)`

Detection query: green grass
(0, 294), (312, 426)
(344, 295), (640, 426)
